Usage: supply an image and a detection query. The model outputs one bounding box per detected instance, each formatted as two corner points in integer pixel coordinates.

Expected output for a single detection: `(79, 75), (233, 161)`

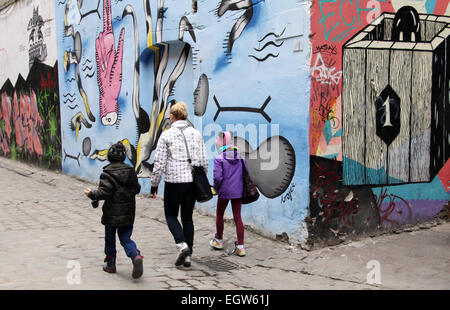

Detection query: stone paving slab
(0, 157), (449, 290)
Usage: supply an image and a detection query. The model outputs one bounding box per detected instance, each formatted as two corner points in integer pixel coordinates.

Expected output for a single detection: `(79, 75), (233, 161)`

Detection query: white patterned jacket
(151, 120), (208, 186)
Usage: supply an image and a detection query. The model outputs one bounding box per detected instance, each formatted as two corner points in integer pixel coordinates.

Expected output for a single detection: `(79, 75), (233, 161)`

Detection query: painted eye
(101, 112), (118, 126)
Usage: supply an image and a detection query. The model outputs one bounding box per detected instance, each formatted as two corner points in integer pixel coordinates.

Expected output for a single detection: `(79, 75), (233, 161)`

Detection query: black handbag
(178, 126), (213, 203)
(240, 159), (259, 204)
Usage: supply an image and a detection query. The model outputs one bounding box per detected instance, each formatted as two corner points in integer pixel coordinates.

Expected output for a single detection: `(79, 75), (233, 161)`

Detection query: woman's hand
(84, 188), (91, 197)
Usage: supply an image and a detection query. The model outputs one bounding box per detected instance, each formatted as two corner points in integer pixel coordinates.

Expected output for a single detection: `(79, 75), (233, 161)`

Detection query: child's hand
(84, 188), (91, 197)
(150, 186), (158, 199)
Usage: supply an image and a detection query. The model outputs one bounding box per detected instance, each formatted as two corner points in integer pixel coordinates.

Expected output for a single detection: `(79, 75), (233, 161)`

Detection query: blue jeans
(104, 226), (140, 261)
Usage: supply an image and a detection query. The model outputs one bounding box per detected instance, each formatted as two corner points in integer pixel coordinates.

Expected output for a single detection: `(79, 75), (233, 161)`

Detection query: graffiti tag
(374, 188), (412, 226)
(41, 69), (57, 90)
(0, 90), (43, 157)
(318, 0), (381, 42)
(313, 43), (338, 55)
(311, 159), (358, 226)
(281, 183), (295, 204)
(311, 53), (342, 86)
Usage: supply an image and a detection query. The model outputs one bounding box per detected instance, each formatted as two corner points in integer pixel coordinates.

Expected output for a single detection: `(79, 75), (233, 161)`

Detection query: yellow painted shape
(75, 122), (80, 141)
(121, 139), (131, 148)
(81, 91), (90, 116)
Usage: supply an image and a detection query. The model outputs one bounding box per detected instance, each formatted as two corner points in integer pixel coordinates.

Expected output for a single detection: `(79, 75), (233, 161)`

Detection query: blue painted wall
(55, 0), (311, 244)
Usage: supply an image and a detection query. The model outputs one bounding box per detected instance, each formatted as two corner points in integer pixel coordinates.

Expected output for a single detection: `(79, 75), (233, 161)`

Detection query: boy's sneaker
(234, 242), (246, 257)
(210, 235), (224, 250)
(175, 242), (191, 266)
(132, 255), (144, 279)
(103, 256), (116, 273)
(183, 255), (191, 267)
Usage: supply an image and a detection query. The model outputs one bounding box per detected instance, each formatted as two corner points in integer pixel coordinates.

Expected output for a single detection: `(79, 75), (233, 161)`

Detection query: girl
(210, 131), (248, 256)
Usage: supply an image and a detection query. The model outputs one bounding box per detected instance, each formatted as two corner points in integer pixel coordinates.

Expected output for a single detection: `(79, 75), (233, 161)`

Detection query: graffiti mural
(309, 0), (450, 248)
(0, 62), (61, 169)
(1, 0), (449, 247)
(0, 1), (60, 169)
(53, 0), (448, 246)
(54, 0), (310, 244)
(342, 7), (449, 185)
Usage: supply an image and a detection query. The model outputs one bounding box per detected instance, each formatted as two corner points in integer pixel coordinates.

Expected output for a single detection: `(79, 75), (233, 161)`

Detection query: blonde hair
(170, 101), (188, 120)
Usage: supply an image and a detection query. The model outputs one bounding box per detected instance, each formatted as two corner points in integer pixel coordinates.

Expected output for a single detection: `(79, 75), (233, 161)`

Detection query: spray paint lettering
(281, 183), (295, 204)
(311, 53), (342, 86)
(311, 158), (358, 226)
(318, 0), (382, 42)
(41, 66), (58, 90)
(313, 43), (338, 56)
(0, 90), (43, 157)
(374, 188), (412, 226)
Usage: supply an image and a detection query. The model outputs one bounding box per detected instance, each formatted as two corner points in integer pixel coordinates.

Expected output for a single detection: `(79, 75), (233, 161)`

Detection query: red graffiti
(375, 188), (412, 226)
(311, 159), (358, 226)
(0, 90), (43, 157)
(41, 69), (57, 90)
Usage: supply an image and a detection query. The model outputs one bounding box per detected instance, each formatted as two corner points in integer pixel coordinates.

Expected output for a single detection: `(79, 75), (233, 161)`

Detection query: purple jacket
(213, 148), (249, 199)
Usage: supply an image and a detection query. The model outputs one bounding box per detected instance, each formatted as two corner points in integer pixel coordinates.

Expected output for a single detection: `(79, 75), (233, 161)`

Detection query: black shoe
(103, 256), (116, 273)
(132, 255), (144, 279)
(175, 242), (191, 266)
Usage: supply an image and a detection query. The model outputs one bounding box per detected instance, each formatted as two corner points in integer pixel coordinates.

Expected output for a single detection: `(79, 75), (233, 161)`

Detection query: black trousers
(164, 182), (196, 253)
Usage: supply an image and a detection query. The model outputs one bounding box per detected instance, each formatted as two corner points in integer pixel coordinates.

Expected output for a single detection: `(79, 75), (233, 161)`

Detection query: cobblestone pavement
(0, 157), (449, 290)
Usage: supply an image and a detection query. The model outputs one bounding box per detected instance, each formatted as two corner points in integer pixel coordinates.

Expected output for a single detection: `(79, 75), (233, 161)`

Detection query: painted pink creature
(96, 0), (125, 126)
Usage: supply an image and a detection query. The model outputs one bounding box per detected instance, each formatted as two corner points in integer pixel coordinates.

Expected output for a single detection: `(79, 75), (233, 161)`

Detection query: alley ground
(0, 156), (449, 290)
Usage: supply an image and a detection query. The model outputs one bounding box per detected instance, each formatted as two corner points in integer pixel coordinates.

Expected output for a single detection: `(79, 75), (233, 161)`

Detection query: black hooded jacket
(88, 162), (141, 227)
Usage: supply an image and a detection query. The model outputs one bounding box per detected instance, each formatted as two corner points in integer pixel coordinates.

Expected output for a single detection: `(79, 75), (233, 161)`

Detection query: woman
(150, 101), (208, 267)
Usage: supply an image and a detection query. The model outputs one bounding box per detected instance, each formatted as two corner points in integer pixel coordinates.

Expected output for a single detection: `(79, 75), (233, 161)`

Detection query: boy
(84, 141), (143, 279)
